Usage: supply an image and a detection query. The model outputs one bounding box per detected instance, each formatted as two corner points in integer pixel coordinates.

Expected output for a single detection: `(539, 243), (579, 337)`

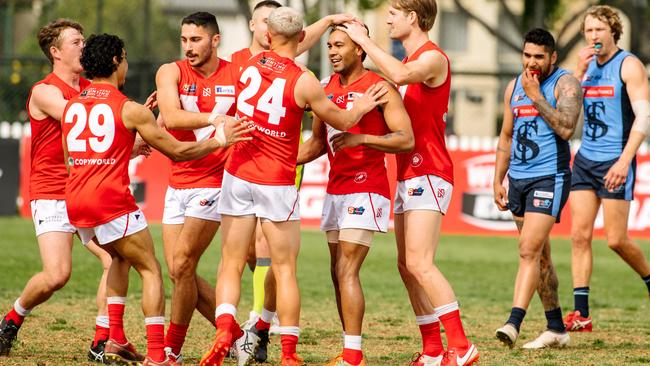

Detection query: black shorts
(571, 152), (635, 201)
(508, 173), (571, 223)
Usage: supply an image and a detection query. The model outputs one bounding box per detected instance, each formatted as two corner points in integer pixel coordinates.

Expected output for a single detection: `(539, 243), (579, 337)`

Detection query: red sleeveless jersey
(230, 48), (253, 74)
(396, 41), (454, 184)
(227, 51), (305, 185)
(167, 59), (237, 189)
(62, 84), (138, 227)
(26, 73), (90, 200)
(322, 71), (390, 198)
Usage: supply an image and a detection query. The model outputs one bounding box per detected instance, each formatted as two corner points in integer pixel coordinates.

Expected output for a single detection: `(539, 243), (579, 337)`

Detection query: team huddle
(0, 1), (649, 366)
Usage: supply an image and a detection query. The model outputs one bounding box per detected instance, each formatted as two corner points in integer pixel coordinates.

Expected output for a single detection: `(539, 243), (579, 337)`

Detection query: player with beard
(200, 6), (387, 366)
(63, 33), (250, 366)
(341, 0), (478, 364)
(155, 12), (260, 364)
(297, 26), (413, 366)
(493, 28), (582, 350)
(564, 5), (650, 332)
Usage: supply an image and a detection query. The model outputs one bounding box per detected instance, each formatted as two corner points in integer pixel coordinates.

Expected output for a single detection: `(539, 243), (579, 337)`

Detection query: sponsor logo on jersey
(408, 187), (424, 196)
(199, 199), (216, 207)
(533, 198), (551, 209)
(583, 86), (614, 98)
(347, 206), (365, 215)
(513, 105), (539, 118)
(215, 85), (235, 95)
(70, 158), (117, 166)
(533, 190), (553, 199)
(411, 153), (423, 167)
(202, 87), (211, 97)
(255, 125), (287, 138)
(354, 172), (367, 184)
(68, 157), (74, 166)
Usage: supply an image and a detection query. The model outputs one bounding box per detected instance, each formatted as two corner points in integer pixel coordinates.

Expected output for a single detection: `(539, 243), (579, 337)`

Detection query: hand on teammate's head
(339, 20), (369, 43)
(328, 13), (359, 26)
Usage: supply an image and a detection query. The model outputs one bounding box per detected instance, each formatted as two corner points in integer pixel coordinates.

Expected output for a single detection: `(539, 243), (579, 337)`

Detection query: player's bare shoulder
(29, 83), (65, 119)
(621, 54), (649, 83)
(155, 61), (181, 82)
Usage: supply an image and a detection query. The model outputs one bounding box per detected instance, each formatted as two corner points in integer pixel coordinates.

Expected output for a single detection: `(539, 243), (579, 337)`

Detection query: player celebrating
(493, 28), (582, 349)
(565, 5), (650, 332)
(155, 12), (255, 364)
(297, 26), (413, 366)
(0, 19), (129, 363)
(200, 6), (387, 366)
(341, 0), (478, 364)
(63, 33), (250, 366)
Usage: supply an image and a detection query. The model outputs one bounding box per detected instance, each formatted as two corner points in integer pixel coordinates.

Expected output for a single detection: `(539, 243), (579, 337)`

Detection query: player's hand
(327, 13), (358, 26)
(354, 83), (388, 116)
(603, 159), (628, 192)
(493, 182), (509, 211)
(576, 45), (596, 78)
(521, 70), (542, 101)
(329, 132), (364, 152)
(131, 135), (151, 159)
(144, 90), (158, 111)
(339, 20), (369, 44)
(218, 116), (255, 147)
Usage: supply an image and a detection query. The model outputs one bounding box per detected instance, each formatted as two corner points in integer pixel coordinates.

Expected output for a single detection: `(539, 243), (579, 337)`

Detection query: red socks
(419, 321), (444, 356)
(164, 322), (189, 355)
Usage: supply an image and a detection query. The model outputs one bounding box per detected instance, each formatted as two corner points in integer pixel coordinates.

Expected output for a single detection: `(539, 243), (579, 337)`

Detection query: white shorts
(31, 199), (76, 237)
(77, 209), (148, 245)
(394, 175), (453, 214)
(321, 193), (390, 233)
(162, 186), (222, 224)
(218, 171), (300, 222)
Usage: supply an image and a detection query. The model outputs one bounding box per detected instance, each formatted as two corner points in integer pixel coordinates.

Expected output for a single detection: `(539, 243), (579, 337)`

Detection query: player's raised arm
(493, 79), (515, 211)
(340, 21), (446, 86)
(296, 71), (387, 131)
(155, 62), (212, 129)
(297, 115), (327, 165)
(329, 81), (413, 153)
(122, 100), (251, 162)
(297, 13), (356, 55)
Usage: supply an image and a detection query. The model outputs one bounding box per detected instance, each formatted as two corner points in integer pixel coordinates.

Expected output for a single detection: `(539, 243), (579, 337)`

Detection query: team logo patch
(533, 191), (553, 199)
(182, 83), (197, 94)
(354, 172), (367, 184)
(199, 199), (216, 207)
(327, 94), (334, 100)
(513, 94), (525, 102)
(411, 153), (423, 167)
(348, 206), (365, 215)
(336, 95), (345, 104)
(376, 208), (383, 218)
(408, 187), (424, 196)
(437, 188), (446, 198)
(202, 87), (211, 96)
(533, 198), (552, 209)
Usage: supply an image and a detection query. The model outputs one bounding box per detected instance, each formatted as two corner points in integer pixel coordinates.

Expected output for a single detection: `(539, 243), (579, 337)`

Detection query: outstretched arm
(523, 72), (582, 140)
(330, 81), (413, 153)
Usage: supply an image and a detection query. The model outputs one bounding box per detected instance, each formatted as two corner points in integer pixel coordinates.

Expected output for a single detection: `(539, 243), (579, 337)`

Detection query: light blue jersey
(579, 49), (634, 161)
(508, 67), (571, 179)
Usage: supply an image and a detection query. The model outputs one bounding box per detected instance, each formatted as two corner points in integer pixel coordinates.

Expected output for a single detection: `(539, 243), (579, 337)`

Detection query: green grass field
(0, 216), (649, 365)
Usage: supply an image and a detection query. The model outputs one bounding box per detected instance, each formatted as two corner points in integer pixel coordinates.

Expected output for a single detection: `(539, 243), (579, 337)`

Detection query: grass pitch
(0, 216), (649, 365)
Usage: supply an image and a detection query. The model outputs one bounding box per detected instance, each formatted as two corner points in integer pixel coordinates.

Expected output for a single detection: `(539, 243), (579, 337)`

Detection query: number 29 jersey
(62, 84), (138, 227)
(227, 51), (306, 185)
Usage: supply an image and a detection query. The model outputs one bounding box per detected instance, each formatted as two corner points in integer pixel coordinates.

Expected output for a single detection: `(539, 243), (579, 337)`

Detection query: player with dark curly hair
(63, 33), (252, 366)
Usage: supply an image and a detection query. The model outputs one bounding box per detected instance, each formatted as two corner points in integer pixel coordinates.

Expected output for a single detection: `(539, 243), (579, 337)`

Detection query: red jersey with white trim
(167, 59), (237, 189)
(27, 73), (90, 200)
(322, 71), (390, 198)
(396, 41), (454, 184)
(62, 84), (137, 227)
(227, 51), (305, 185)
(230, 48), (253, 74)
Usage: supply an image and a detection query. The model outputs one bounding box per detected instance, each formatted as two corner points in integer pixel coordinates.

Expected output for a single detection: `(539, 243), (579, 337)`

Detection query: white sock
(107, 296), (127, 305)
(145, 316), (165, 326)
(415, 314), (439, 325)
(344, 334), (362, 350)
(96, 315), (109, 328)
(434, 301), (459, 317)
(278, 326), (300, 337)
(261, 308), (275, 324)
(215, 303), (237, 318)
(14, 298), (31, 317)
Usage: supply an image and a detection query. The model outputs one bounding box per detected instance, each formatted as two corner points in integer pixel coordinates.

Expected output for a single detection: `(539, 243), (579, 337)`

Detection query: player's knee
(45, 269), (71, 291)
(606, 237), (628, 252)
(173, 254), (197, 279)
(404, 257), (431, 281)
(571, 229), (592, 249)
(518, 244), (541, 262)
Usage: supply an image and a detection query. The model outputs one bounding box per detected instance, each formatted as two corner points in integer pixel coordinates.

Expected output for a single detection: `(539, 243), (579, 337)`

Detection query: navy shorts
(571, 152), (635, 201)
(508, 173), (571, 223)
